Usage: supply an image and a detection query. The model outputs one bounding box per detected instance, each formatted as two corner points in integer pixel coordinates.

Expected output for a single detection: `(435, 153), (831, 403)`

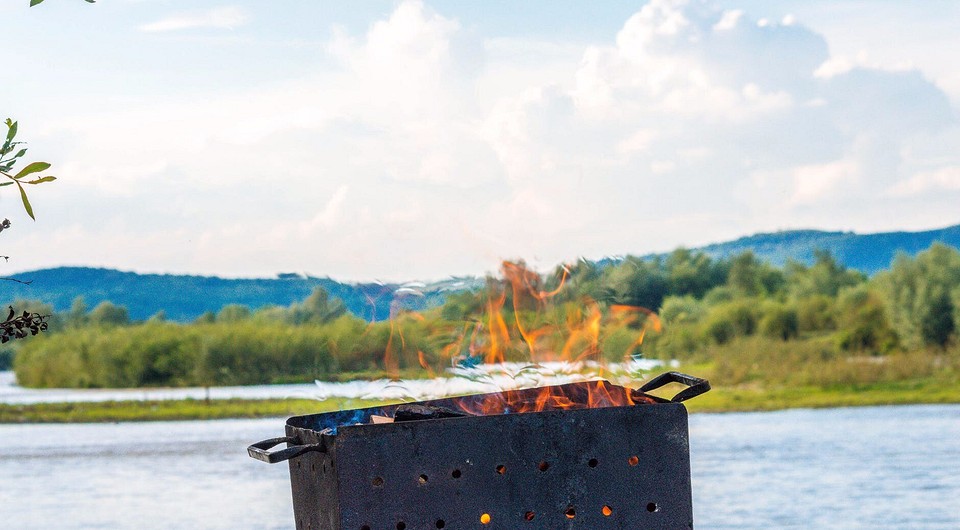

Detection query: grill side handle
(638, 371), (710, 403)
(247, 436), (324, 464)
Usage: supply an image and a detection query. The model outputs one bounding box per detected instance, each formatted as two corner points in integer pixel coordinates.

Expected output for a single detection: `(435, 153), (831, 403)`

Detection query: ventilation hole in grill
(296, 461), (302, 469)
(480, 513), (491, 524)
(524, 511), (535, 521)
(602, 505), (613, 517)
(361, 526), (370, 530)
(322, 464), (327, 474)
(311, 463), (316, 472)
(451, 469), (462, 479)
(372, 476), (384, 487)
(628, 455), (639, 466)
(565, 506), (576, 519)
(538, 461), (550, 472)
(418, 474), (429, 485)
(435, 519), (445, 528)
(396, 522), (406, 530)
(647, 502), (659, 513)
(588, 458), (599, 468)
(496, 464), (506, 475)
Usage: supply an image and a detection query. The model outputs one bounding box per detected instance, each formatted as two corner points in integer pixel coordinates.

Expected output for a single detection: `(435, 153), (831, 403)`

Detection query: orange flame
(455, 379), (644, 416)
(383, 260), (662, 413)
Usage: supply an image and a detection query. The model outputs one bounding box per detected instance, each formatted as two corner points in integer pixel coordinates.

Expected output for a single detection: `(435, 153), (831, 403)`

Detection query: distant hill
(1, 267), (481, 322)
(3, 223), (958, 322)
(691, 224), (960, 274)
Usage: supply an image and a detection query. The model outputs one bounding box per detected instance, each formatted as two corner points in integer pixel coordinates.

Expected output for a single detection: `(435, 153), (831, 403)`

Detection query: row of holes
(358, 503), (660, 530)
(297, 460), (333, 474)
(372, 455), (642, 487)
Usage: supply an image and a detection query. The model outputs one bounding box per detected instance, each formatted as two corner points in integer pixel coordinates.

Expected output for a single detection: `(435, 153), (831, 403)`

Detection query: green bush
(659, 295), (706, 326)
(703, 313), (737, 345)
(835, 286), (898, 354)
(796, 295), (836, 332)
(759, 303), (799, 341)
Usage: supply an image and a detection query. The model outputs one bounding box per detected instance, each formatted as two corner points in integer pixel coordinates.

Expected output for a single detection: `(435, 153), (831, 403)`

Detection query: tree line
(7, 243), (960, 388)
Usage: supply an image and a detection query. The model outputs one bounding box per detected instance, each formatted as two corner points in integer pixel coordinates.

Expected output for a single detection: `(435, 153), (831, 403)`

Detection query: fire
(384, 260), (662, 415)
(453, 378), (649, 416)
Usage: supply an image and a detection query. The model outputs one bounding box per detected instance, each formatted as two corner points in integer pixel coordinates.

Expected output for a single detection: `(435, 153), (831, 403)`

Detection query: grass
(682, 379), (960, 413)
(3, 378), (959, 423)
(0, 397), (395, 423)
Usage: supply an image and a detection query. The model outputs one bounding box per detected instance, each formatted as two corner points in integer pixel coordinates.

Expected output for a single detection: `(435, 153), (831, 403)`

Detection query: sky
(3, 0), (959, 282)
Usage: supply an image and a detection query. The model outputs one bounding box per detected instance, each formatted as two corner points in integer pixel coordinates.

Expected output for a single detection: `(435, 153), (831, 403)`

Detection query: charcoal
(393, 404), (468, 422)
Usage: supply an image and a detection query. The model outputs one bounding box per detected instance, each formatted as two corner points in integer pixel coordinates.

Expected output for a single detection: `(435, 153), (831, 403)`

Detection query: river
(1, 404), (957, 529)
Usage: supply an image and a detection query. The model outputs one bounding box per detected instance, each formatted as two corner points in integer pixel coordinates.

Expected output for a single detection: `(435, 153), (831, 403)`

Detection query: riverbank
(683, 379), (960, 412)
(3, 379), (958, 422)
(0, 397), (392, 423)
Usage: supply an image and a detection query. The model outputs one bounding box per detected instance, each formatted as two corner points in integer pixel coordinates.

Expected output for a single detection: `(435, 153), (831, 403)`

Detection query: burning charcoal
(393, 404), (468, 422)
(369, 415), (394, 424)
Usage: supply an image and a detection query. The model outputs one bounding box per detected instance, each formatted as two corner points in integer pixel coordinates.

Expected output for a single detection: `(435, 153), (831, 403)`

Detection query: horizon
(10, 220), (959, 283)
(5, 1), (960, 281)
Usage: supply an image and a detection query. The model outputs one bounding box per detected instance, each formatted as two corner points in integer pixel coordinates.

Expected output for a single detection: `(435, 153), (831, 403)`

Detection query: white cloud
(10, 0), (960, 280)
(304, 185), (349, 232)
(139, 7), (249, 33)
(887, 166), (960, 196)
(791, 159), (860, 204)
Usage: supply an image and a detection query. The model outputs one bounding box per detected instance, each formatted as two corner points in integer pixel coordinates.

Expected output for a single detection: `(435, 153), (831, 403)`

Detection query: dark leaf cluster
(1, 306), (49, 343)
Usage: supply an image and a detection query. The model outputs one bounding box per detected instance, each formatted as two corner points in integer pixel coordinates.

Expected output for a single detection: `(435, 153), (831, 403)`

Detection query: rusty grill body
(250, 373), (708, 530)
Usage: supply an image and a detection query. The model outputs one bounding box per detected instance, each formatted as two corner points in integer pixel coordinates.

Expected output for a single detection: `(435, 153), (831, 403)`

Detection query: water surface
(1, 404), (957, 528)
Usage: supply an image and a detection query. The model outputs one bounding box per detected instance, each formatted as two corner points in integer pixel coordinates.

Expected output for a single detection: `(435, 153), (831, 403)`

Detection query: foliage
(759, 302), (799, 341)
(1, 307), (49, 343)
(1, 118), (60, 350)
(1, 119), (56, 220)
(874, 244), (960, 348)
(10, 244), (960, 390)
(727, 251), (784, 296)
(795, 295), (836, 333)
(88, 300), (130, 327)
(216, 304), (250, 323)
(834, 286), (898, 353)
(659, 295), (706, 326)
(785, 250), (866, 299)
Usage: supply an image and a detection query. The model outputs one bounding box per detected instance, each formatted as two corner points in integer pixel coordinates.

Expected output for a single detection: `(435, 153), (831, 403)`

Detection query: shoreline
(3, 380), (958, 423)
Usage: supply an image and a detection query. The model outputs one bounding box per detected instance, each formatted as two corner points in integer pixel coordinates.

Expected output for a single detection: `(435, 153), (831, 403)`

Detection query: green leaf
(4, 121), (16, 142)
(25, 176), (56, 184)
(13, 148), (27, 159)
(30, 0), (45, 6)
(16, 183), (35, 220)
(0, 182), (13, 187)
(85, 0), (96, 3)
(13, 162), (50, 179)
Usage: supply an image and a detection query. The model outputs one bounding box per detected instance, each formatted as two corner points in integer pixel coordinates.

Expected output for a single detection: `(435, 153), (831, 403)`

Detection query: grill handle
(638, 371), (710, 403)
(247, 436), (324, 464)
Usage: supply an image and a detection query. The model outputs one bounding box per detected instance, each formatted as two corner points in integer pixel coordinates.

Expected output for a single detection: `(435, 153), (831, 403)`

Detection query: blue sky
(4, 0), (960, 281)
